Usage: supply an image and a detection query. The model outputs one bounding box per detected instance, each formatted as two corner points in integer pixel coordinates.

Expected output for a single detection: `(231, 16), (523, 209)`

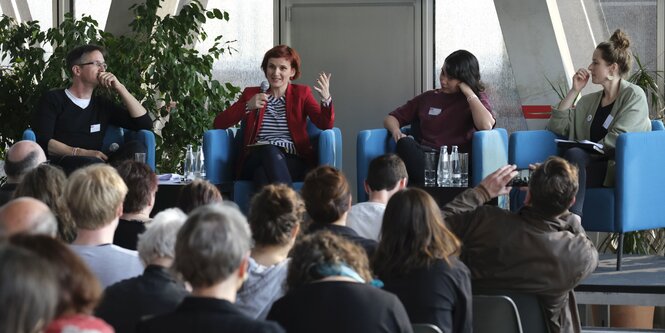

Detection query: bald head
(4, 141), (47, 183)
(0, 197), (57, 238)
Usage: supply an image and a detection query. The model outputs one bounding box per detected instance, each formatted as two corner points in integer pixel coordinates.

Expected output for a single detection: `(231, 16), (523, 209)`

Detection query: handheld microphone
(109, 143), (120, 152)
(260, 81), (269, 93)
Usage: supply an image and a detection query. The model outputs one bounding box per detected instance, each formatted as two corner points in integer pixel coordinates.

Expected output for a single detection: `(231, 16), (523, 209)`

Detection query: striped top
(257, 95), (297, 155)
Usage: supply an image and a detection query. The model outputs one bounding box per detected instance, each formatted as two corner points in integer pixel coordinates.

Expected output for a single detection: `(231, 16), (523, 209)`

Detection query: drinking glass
(460, 153), (469, 187)
(134, 152), (146, 164)
(424, 152), (437, 187)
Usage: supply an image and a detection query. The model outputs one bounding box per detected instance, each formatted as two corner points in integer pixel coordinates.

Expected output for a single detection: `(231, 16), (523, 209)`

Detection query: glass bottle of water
(184, 144), (194, 181)
(451, 145), (461, 187)
(436, 145), (450, 187)
(196, 145), (206, 179)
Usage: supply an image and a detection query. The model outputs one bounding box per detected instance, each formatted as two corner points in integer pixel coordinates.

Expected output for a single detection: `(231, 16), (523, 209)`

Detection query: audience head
(248, 184), (304, 247)
(365, 154), (408, 192)
(301, 166), (352, 224)
(115, 160), (158, 215)
(373, 188), (461, 276)
(65, 164), (128, 230)
(442, 49), (485, 95)
(176, 179), (223, 214)
(175, 204), (252, 290)
(137, 208), (187, 267)
(527, 157), (579, 217)
(287, 231), (372, 291)
(0, 243), (58, 333)
(0, 197), (57, 238)
(3, 140), (47, 183)
(66, 44), (106, 75)
(9, 234), (102, 316)
(13, 164), (76, 242)
(261, 45), (302, 80)
(595, 29), (632, 78)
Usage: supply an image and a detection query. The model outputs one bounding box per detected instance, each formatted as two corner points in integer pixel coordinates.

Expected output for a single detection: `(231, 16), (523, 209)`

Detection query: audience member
(66, 164), (143, 288)
(373, 188), (471, 332)
(137, 204), (284, 333)
(0, 197), (57, 238)
(32, 44), (152, 175)
(347, 154), (407, 240)
(176, 179), (223, 214)
(13, 163), (76, 242)
(442, 158), (599, 333)
(236, 184), (304, 319)
(300, 166), (377, 255)
(1, 140), (47, 205)
(9, 234), (113, 333)
(384, 50), (495, 184)
(114, 160), (158, 250)
(267, 231), (412, 333)
(97, 208), (189, 333)
(0, 243), (58, 333)
(548, 29), (650, 220)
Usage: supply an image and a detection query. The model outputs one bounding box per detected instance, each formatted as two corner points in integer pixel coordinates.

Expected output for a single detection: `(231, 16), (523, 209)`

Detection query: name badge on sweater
(428, 107), (442, 116)
(90, 124), (101, 133)
(602, 115), (614, 129)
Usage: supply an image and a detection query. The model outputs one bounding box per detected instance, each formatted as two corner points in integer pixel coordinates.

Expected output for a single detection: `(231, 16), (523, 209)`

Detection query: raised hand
(97, 72), (121, 90)
(572, 68), (590, 92)
(246, 93), (269, 111)
(479, 164), (518, 198)
(313, 72), (332, 101)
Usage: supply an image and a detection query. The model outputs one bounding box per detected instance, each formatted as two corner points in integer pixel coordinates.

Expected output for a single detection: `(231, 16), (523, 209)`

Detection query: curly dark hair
(286, 231), (372, 291)
(248, 184), (304, 246)
(442, 49), (485, 95)
(13, 164), (76, 243)
(115, 160), (158, 214)
(372, 188), (461, 277)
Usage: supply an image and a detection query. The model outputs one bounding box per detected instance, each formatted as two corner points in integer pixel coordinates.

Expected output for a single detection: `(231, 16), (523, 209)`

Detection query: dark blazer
(137, 297), (285, 333)
(96, 265), (188, 333)
(307, 223), (378, 257)
(213, 83), (334, 174)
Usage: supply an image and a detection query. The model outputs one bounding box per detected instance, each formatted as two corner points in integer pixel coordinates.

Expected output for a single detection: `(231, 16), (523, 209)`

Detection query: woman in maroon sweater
(213, 45), (334, 189)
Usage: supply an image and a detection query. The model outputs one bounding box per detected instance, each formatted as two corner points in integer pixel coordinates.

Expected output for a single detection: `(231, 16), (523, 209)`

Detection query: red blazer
(213, 83), (334, 175)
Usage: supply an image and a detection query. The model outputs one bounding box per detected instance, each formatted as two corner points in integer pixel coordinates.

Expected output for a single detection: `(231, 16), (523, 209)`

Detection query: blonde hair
(65, 164), (128, 229)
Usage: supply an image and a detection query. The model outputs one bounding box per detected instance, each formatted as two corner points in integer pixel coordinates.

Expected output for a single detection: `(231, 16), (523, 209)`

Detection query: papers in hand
(555, 139), (604, 154)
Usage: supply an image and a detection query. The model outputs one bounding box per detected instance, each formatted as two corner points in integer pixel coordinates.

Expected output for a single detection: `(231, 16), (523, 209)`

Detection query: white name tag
(90, 124), (101, 133)
(602, 115), (614, 129)
(428, 107), (442, 116)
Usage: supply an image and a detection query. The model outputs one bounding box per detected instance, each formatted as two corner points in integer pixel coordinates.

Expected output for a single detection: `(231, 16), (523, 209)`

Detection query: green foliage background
(0, 0), (240, 172)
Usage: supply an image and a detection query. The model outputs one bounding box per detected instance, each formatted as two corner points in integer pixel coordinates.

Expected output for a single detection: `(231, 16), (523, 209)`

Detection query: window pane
(435, 0), (525, 132)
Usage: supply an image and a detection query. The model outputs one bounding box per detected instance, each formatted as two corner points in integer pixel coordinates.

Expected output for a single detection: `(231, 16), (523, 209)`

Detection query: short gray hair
(137, 208), (187, 265)
(174, 203), (252, 288)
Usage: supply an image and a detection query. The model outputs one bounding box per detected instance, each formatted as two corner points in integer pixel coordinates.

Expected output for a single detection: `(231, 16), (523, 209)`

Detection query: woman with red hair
(214, 45), (334, 189)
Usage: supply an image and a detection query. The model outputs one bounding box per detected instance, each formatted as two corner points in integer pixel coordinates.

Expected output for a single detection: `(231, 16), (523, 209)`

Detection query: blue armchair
(508, 120), (665, 270)
(203, 121), (343, 213)
(23, 126), (156, 171)
(356, 128), (508, 202)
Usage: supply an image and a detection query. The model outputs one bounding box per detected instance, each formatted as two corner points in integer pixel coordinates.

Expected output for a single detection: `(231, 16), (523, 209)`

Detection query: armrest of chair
(123, 129), (156, 171)
(318, 127), (342, 169)
(471, 128), (508, 186)
(508, 130), (558, 168)
(22, 128), (36, 141)
(356, 129), (393, 202)
(203, 129), (237, 185)
(615, 130), (665, 231)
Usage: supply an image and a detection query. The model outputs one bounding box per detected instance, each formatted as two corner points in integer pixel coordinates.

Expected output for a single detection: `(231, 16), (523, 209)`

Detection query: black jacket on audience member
(307, 223), (377, 257)
(137, 297), (285, 333)
(113, 219), (147, 250)
(267, 281), (413, 333)
(380, 258), (473, 333)
(96, 265), (188, 333)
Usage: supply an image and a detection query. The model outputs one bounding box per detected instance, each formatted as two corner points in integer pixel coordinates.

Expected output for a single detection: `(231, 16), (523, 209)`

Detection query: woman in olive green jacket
(547, 29), (650, 219)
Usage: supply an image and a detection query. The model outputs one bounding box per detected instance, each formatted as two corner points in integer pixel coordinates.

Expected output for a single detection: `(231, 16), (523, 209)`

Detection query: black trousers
(395, 136), (435, 185)
(562, 147), (608, 216)
(51, 140), (147, 175)
(240, 144), (307, 190)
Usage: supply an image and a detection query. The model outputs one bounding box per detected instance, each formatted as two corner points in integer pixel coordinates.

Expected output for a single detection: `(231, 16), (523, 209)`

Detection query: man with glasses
(32, 44), (152, 174)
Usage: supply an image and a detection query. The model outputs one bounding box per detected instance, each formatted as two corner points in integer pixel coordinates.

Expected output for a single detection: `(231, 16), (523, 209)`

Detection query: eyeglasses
(77, 61), (107, 70)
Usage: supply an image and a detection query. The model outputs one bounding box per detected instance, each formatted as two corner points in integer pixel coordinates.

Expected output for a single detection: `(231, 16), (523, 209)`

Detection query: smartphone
(509, 169), (531, 187)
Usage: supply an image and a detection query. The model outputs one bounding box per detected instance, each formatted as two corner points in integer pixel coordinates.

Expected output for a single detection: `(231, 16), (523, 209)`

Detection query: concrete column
(494, 0), (576, 129)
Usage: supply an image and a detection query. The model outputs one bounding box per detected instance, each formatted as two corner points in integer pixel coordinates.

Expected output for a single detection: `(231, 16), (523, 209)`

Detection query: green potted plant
(0, 0), (240, 171)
